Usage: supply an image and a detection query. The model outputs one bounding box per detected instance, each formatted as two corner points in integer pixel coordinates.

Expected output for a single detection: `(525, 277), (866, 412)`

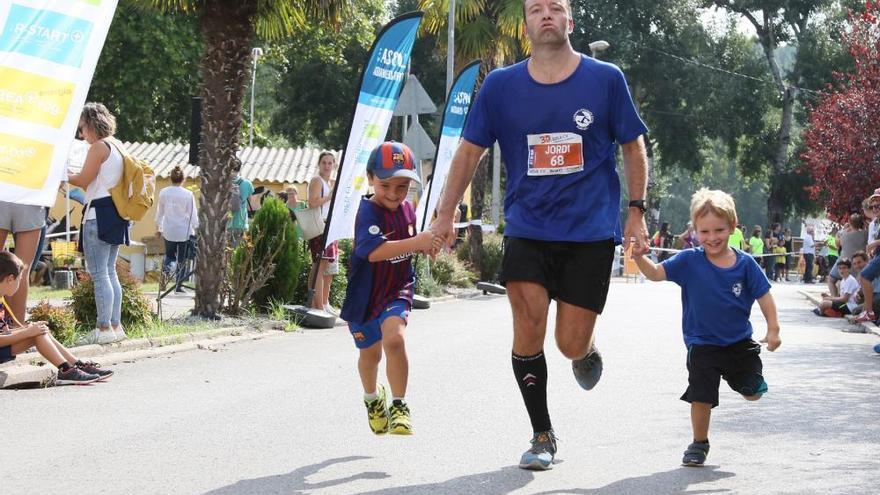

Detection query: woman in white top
(67, 103), (125, 344)
(156, 165), (198, 293)
(307, 152), (339, 314)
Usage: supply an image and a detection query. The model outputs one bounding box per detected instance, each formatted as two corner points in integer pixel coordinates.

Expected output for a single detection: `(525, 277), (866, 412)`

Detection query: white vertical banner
(416, 60), (480, 232)
(323, 12), (423, 246)
(0, 0), (118, 207)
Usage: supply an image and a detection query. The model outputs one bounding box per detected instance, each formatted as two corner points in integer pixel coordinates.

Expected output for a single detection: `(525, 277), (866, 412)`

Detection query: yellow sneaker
(388, 400), (413, 435)
(364, 384), (389, 434)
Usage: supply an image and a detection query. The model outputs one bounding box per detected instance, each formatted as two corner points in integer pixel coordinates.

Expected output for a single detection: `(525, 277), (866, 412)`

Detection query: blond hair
(690, 188), (738, 228)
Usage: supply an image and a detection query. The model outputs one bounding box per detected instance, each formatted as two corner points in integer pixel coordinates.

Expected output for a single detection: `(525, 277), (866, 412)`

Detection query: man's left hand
(623, 212), (650, 256)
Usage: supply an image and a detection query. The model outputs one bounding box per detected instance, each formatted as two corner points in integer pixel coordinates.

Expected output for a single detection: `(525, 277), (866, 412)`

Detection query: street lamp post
(446, 0), (455, 95)
(249, 47), (264, 148)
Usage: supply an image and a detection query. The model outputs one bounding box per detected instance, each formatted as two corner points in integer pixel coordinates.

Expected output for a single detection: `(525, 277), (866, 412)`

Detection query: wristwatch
(628, 199), (647, 214)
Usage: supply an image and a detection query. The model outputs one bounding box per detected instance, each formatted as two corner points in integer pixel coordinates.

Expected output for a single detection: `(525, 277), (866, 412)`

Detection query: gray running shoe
(572, 344), (603, 390)
(519, 430), (557, 470)
(682, 441), (710, 466)
(56, 367), (100, 386)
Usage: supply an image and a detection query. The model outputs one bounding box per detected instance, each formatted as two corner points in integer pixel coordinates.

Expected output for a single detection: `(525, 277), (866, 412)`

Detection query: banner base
(283, 305), (336, 329)
(412, 294), (431, 309)
(476, 281), (506, 296)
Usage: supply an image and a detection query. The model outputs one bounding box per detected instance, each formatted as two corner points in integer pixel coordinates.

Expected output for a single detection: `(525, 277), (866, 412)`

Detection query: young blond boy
(340, 142), (442, 435)
(0, 251), (113, 385)
(634, 188), (781, 466)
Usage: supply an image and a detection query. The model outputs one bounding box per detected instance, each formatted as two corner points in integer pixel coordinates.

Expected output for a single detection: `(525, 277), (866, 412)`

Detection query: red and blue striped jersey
(340, 197), (416, 324)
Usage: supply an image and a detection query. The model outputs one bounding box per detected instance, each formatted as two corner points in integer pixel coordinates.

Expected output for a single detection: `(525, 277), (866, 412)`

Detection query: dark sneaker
(56, 367), (100, 386)
(76, 361), (114, 380)
(572, 344), (603, 390)
(519, 430), (557, 470)
(388, 400), (412, 435)
(682, 441), (710, 466)
(364, 384), (389, 435)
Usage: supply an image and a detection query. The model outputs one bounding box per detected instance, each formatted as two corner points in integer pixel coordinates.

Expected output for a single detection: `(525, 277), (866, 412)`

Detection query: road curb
(0, 325), (285, 389)
(798, 289), (880, 337)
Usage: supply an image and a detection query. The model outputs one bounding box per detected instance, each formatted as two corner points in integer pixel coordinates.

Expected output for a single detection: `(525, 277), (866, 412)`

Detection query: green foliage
(70, 269), (153, 332)
(414, 255), (442, 297)
(28, 301), (78, 347)
(456, 233), (504, 281)
(248, 197), (302, 307)
(88, 2), (202, 142)
(430, 252), (475, 288)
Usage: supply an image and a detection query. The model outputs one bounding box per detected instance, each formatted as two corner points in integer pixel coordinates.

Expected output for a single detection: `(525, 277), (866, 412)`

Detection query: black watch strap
(628, 199), (647, 213)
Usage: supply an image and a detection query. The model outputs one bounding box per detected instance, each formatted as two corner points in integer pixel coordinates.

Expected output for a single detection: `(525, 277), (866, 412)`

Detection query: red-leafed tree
(801, 2), (880, 220)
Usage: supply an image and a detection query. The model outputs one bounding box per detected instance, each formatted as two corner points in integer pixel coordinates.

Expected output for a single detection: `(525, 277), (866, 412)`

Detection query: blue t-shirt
(662, 247), (771, 346)
(228, 177), (254, 231)
(462, 55), (648, 243)
(340, 197), (417, 325)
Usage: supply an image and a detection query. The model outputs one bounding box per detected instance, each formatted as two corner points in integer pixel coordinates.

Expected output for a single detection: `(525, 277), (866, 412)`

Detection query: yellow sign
(0, 67), (75, 128)
(0, 133), (54, 189)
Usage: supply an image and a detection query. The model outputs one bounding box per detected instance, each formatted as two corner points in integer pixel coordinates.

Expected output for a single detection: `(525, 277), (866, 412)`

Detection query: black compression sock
(512, 351), (551, 433)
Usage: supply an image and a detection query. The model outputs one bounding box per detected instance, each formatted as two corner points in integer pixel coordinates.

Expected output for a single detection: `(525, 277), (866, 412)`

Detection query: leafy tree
(129, 0), (346, 318)
(88, 1), (202, 142)
(801, 3), (880, 220)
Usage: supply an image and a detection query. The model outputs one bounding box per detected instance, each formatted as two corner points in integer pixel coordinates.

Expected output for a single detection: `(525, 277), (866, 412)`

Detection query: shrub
(414, 254), (441, 297)
(28, 301), (77, 346)
(70, 268), (153, 332)
(455, 232), (504, 281)
(248, 197), (302, 308)
(291, 238), (349, 308)
(431, 251), (474, 288)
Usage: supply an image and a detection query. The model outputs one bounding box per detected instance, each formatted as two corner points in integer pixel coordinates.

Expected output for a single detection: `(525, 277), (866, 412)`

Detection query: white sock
(392, 396), (405, 404)
(364, 392), (378, 401)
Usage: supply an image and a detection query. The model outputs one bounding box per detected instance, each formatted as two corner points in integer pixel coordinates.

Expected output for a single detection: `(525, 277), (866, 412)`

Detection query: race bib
(526, 133), (584, 176)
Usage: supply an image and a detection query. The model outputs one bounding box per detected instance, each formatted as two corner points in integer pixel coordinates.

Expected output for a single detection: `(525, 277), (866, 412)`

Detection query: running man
(431, 0), (650, 470)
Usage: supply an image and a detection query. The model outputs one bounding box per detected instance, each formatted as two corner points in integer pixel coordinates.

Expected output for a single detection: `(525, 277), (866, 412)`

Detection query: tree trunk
(193, 2), (257, 318)
(468, 152), (489, 277)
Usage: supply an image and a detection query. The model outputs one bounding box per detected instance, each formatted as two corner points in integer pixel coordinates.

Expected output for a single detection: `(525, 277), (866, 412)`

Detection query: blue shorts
(348, 299), (410, 349)
(861, 255), (880, 282)
(0, 345), (15, 364)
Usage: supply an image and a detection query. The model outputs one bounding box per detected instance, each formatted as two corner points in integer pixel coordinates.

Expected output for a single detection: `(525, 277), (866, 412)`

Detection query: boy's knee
(382, 334), (406, 354)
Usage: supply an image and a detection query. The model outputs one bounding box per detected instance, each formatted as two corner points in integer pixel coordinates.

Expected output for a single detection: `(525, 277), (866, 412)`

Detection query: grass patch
(31, 282), (159, 302)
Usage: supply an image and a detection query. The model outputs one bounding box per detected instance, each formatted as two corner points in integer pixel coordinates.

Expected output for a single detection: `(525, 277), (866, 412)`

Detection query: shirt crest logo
(573, 108), (594, 130)
(732, 282), (743, 297)
(368, 225), (381, 235)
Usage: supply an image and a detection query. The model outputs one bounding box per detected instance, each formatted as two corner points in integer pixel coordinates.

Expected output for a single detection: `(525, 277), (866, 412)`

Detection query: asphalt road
(2, 281), (878, 495)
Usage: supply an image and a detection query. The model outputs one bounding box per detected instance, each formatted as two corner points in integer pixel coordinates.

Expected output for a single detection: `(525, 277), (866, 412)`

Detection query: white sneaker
(323, 305), (339, 316)
(113, 326), (128, 342)
(97, 329), (118, 344)
(77, 328), (117, 345)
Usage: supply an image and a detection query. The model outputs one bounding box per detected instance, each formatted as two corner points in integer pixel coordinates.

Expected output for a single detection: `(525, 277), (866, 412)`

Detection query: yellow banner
(0, 67), (75, 129)
(0, 133), (54, 189)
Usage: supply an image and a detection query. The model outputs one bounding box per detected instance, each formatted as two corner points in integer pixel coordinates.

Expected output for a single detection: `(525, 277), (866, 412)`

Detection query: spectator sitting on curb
(813, 259), (860, 317)
(0, 250), (113, 385)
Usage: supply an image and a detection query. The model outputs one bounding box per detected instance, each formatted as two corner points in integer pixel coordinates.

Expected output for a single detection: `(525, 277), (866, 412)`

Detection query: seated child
(0, 250), (112, 385)
(633, 188), (781, 466)
(815, 259), (860, 317)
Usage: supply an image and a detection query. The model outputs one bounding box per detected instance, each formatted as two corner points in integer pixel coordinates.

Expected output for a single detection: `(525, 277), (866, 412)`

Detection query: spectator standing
(748, 226), (765, 267)
(0, 200), (45, 324)
(653, 222), (674, 261)
(156, 166), (198, 293)
(66, 103), (127, 344)
(728, 224), (746, 250)
(802, 226), (816, 283)
(308, 152), (340, 314)
(679, 222), (698, 249)
(773, 241), (786, 282)
(285, 184), (307, 240)
(864, 191), (880, 257)
(783, 228), (794, 280)
(228, 160), (254, 247)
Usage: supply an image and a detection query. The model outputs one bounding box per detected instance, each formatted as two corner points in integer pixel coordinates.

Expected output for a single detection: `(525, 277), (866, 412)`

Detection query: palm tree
(129, 1), (346, 317)
(418, 0), (527, 274)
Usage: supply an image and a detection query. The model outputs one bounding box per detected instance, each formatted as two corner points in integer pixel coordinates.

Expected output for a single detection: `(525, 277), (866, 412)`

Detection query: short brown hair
(853, 250), (869, 262)
(0, 250), (24, 280)
(80, 102), (116, 139)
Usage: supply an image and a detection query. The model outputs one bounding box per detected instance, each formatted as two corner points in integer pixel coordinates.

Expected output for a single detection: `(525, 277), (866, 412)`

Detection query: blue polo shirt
(340, 197), (417, 325)
(462, 55), (648, 243)
(662, 247), (771, 346)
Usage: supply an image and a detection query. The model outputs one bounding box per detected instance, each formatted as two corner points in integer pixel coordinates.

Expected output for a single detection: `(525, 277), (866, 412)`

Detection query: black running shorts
(681, 338), (766, 407)
(499, 237), (615, 314)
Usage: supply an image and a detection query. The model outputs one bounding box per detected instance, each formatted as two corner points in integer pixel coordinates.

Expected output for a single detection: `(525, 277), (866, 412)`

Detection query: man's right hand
(429, 213), (456, 254)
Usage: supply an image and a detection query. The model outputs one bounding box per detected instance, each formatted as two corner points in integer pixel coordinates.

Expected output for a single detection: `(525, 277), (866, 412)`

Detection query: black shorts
(500, 237), (615, 314)
(0, 345), (14, 364)
(681, 338), (766, 407)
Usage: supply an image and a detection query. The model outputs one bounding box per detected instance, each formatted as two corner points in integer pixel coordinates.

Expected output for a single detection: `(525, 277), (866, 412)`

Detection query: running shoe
(56, 367), (100, 386)
(388, 400), (412, 435)
(682, 441), (710, 466)
(364, 384), (389, 434)
(519, 430), (557, 470)
(854, 310), (876, 323)
(572, 344), (603, 390)
(76, 361), (114, 380)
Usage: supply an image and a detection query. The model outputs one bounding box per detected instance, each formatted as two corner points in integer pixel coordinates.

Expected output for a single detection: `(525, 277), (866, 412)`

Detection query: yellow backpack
(107, 139), (155, 221)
